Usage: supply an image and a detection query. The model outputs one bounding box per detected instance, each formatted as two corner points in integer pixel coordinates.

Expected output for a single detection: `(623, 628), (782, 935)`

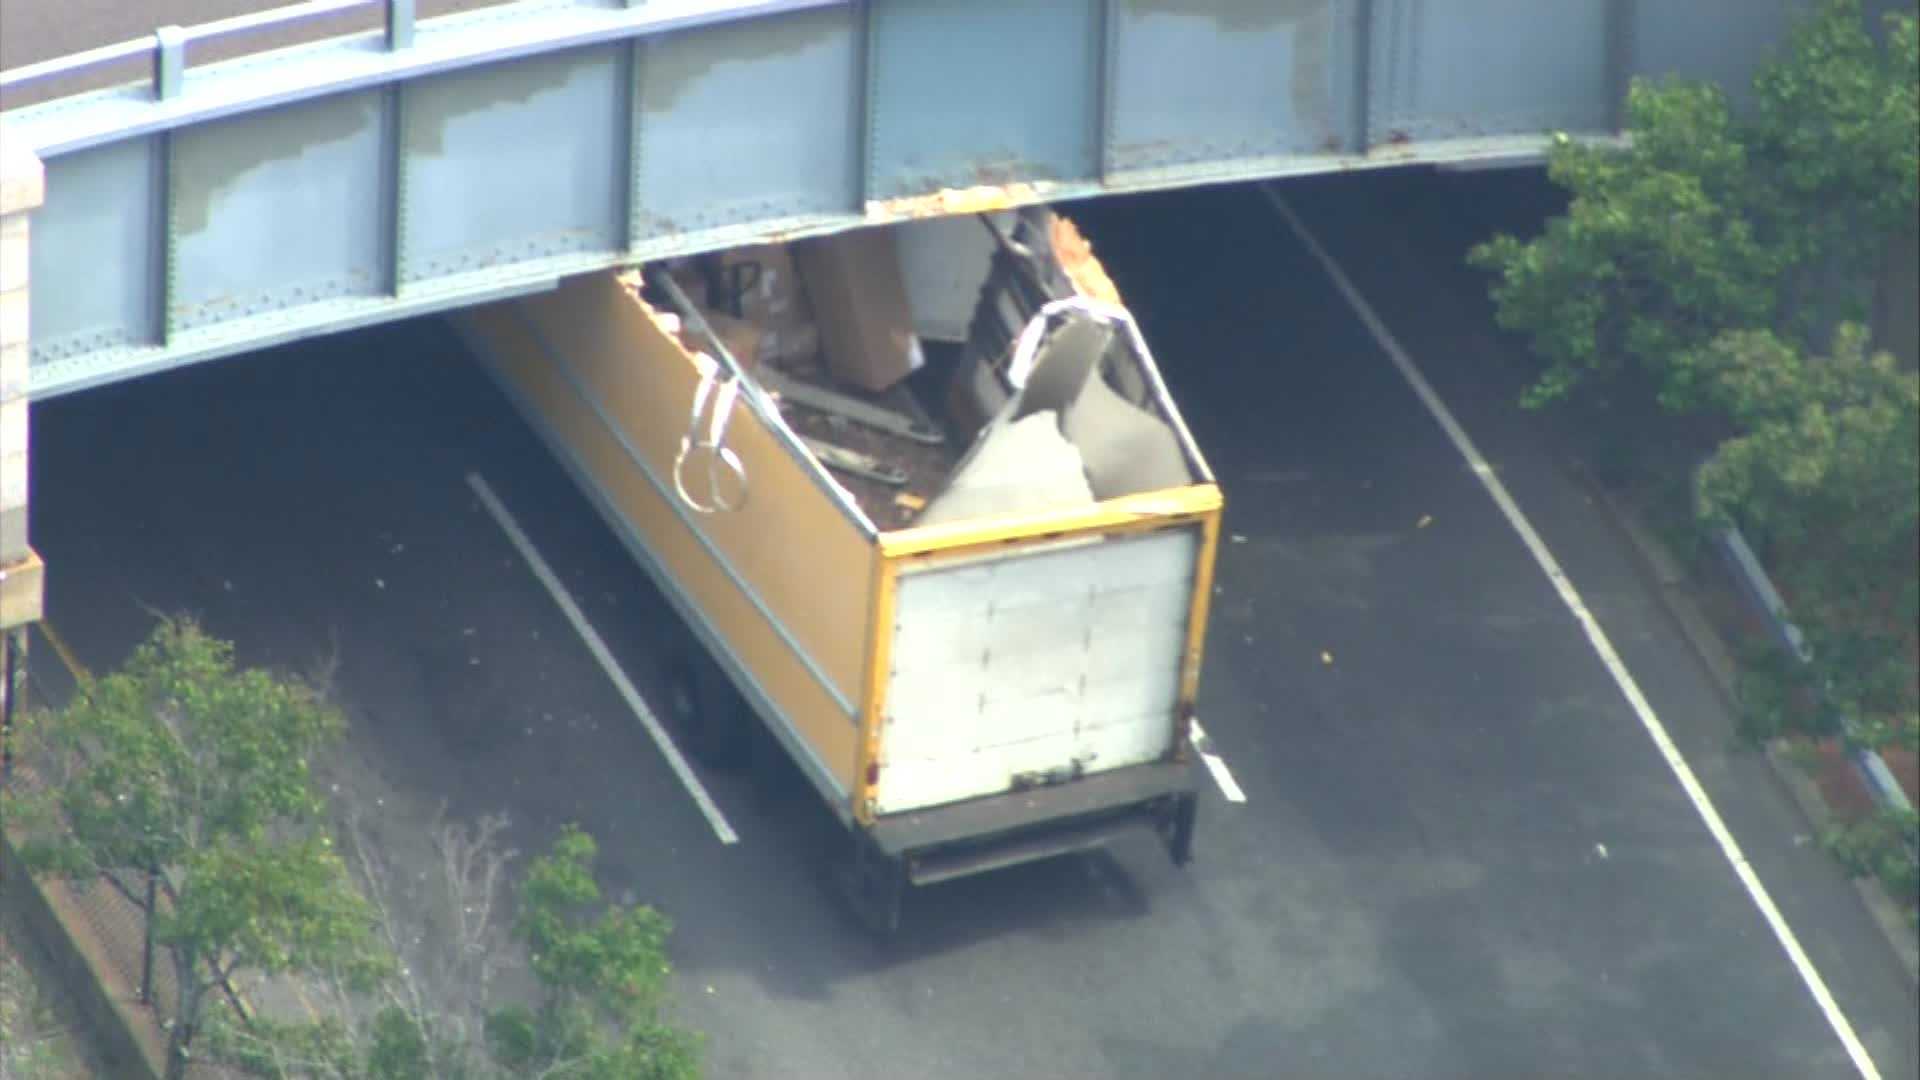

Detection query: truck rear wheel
(666, 648), (750, 770)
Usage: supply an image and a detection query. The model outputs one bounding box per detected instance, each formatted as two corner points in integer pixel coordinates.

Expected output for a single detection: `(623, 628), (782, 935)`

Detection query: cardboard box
(717, 244), (811, 328)
(793, 227), (924, 394)
(757, 322), (820, 367)
(702, 244), (820, 366)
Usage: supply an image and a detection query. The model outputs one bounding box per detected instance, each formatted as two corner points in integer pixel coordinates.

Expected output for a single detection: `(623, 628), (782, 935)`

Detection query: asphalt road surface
(27, 168), (1920, 1079)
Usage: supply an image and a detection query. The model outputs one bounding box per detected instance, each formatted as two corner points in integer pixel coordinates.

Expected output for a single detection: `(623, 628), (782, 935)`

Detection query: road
(26, 168), (1919, 1079)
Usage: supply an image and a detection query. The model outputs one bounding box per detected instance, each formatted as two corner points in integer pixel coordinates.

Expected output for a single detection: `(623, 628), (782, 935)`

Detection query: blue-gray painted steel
(29, 140), (162, 361)
(0, 0), (1818, 399)
(402, 46), (626, 283)
(155, 27), (189, 102)
(168, 91), (387, 332)
(1108, 0), (1347, 171)
(864, 0), (1098, 197)
(3, 0), (849, 160)
(387, 0), (416, 50)
(633, 5), (859, 240)
(1369, 0), (1610, 143)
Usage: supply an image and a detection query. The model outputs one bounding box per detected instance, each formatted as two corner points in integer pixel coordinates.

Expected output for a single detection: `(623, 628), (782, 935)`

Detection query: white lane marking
(1189, 720), (1247, 804)
(467, 471), (739, 846)
(1263, 187), (1882, 1080)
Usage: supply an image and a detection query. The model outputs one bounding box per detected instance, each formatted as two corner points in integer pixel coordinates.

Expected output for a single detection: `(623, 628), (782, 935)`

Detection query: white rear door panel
(876, 526), (1199, 815)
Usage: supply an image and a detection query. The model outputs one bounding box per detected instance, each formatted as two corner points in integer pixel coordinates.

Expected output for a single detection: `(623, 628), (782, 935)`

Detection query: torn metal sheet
(916, 409), (1094, 527)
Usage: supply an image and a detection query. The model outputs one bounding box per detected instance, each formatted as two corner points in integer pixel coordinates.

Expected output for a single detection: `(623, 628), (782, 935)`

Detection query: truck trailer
(449, 207), (1223, 933)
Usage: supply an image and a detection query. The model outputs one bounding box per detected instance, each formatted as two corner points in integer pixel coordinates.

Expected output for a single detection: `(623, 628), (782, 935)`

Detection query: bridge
(0, 0), (1828, 744)
(1, 0), (1811, 404)
(6, 6), (1918, 1077)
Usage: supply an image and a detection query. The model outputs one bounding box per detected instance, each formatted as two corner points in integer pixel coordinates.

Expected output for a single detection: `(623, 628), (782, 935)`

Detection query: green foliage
(11, 617), (344, 876)
(1470, 81), (1777, 411)
(166, 837), (381, 985)
(1751, 0), (1920, 236)
(1695, 325), (1918, 561)
(210, 824), (700, 1080)
(1, 935), (85, 1079)
(1470, 0), (1919, 413)
(1470, 0), (1919, 901)
(364, 1006), (432, 1080)
(503, 826), (698, 1080)
(205, 1002), (440, 1080)
(1823, 807), (1919, 917)
(3, 616), (377, 1079)
(1697, 326), (1920, 752)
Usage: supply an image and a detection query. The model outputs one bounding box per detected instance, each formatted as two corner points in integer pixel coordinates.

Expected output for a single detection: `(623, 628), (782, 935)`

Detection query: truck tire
(666, 648), (750, 770)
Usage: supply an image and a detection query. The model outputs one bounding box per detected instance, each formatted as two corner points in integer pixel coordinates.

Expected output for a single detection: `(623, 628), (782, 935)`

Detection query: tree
(1694, 325), (1919, 752)
(1470, 0), (1918, 414)
(488, 825), (697, 1080)
(1471, 0), (1918, 910)
(206, 814), (702, 1080)
(2, 616), (380, 1080)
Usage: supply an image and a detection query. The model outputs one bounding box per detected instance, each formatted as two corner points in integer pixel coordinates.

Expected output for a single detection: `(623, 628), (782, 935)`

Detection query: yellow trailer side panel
(453, 276), (871, 797)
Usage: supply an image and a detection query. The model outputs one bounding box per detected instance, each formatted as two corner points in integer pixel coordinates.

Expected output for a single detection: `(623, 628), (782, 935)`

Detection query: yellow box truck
(450, 208), (1222, 933)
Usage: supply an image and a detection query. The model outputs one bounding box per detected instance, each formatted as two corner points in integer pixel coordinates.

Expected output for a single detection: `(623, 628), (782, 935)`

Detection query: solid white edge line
(466, 471), (740, 846)
(1190, 720), (1248, 804)
(1261, 186), (1882, 1080)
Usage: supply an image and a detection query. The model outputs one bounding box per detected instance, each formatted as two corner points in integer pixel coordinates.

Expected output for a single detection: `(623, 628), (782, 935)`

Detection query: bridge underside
(2, 0), (1808, 400)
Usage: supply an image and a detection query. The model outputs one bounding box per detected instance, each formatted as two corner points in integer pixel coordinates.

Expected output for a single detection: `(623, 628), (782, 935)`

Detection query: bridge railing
(0, 0), (407, 101)
(0, 0), (1805, 401)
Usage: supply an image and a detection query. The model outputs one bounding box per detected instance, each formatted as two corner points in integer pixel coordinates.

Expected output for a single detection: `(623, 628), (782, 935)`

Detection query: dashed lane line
(466, 471), (739, 846)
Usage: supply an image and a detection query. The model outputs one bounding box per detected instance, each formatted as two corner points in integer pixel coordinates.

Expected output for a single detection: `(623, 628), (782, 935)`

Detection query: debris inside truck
(638, 205), (1199, 533)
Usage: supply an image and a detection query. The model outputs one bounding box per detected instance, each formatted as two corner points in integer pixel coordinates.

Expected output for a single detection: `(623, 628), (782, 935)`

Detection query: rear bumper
(869, 760), (1199, 887)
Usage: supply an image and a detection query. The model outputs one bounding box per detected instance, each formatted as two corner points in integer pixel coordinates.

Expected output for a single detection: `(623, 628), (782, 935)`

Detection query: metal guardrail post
(3, 0), (384, 96)
(1605, 0), (1638, 133)
(1350, 0), (1373, 155)
(386, 0), (415, 51)
(153, 26), (188, 102)
(2, 628), (16, 787)
(141, 866), (158, 1004)
(1717, 526), (1809, 659)
(1712, 523), (1914, 819)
